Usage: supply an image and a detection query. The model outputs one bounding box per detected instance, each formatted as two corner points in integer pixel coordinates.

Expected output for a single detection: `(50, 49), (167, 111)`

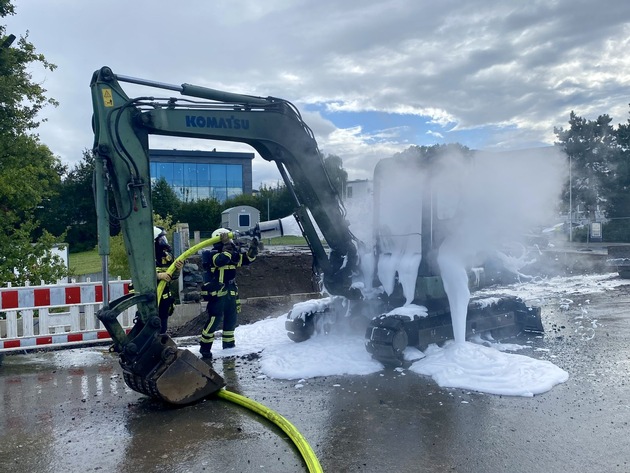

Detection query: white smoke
(344, 146), (566, 309)
(437, 147), (566, 268)
(435, 147), (566, 342)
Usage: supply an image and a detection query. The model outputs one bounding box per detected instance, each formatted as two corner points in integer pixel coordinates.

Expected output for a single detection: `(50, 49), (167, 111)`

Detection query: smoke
(436, 147), (565, 342)
(436, 147), (566, 268)
(344, 146), (566, 311)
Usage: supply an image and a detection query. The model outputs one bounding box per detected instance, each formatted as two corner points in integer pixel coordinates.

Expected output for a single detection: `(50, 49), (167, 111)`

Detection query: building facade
(149, 149), (254, 202)
(344, 179), (372, 201)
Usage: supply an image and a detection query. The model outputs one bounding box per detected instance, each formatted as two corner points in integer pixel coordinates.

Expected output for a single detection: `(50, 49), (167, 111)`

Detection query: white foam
(408, 341), (569, 397)
(177, 273), (630, 397)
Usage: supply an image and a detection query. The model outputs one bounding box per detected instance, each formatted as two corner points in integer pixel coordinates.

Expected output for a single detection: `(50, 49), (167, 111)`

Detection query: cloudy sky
(4, 0), (630, 188)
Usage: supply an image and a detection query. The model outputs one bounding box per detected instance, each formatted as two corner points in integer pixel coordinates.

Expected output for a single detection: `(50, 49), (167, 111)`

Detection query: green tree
(323, 154), (348, 197)
(37, 150), (98, 252)
(223, 193), (260, 211)
(257, 183), (296, 221)
(554, 112), (619, 220)
(603, 107), (630, 241)
(0, 4), (67, 284)
(151, 177), (181, 221)
(178, 198), (222, 233)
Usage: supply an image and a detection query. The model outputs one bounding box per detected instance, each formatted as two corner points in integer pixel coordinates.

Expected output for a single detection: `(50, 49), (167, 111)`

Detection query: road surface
(1, 280), (629, 473)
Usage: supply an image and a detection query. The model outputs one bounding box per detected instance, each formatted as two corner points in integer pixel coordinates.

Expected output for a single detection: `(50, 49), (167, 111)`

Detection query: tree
(151, 177), (181, 221)
(0, 4), (67, 284)
(554, 112), (619, 220)
(37, 150), (98, 252)
(603, 107), (630, 241)
(257, 183), (296, 221)
(177, 198), (223, 233)
(323, 154), (348, 197)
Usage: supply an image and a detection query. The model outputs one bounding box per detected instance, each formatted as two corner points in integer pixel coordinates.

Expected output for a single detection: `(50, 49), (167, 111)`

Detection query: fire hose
(157, 233), (324, 473)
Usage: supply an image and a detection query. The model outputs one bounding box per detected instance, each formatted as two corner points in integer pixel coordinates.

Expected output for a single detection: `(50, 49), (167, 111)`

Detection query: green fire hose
(157, 232), (324, 473)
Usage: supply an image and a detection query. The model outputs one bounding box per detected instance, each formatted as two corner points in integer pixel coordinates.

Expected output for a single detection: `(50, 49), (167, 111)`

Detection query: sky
(171, 272), (628, 397)
(4, 0), (630, 188)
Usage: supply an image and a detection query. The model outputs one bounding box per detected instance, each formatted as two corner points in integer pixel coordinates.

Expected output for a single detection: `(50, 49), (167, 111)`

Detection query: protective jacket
(201, 244), (255, 298)
(155, 237), (180, 333)
(199, 241), (257, 355)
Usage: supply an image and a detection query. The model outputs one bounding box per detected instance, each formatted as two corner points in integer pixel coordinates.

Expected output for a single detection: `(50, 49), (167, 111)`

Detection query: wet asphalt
(1, 283), (629, 473)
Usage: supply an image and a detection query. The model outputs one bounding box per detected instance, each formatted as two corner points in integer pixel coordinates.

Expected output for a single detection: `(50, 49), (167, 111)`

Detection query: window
(210, 164), (227, 187)
(197, 163), (210, 187)
(226, 165), (242, 188)
(212, 187), (227, 202)
(157, 162), (173, 181)
(150, 162), (157, 183)
(239, 214), (251, 227)
(184, 163), (197, 188)
(172, 163), (184, 187)
(149, 156), (246, 203)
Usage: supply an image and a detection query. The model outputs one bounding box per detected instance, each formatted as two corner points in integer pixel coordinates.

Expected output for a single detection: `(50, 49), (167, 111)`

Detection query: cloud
(4, 0), (630, 186)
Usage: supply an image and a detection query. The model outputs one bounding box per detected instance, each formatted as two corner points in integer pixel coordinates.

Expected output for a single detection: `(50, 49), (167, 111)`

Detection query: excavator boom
(90, 66), (359, 403)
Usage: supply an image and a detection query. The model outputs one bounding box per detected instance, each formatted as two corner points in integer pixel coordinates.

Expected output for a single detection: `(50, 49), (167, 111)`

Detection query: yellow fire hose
(218, 389), (323, 473)
(156, 233), (324, 473)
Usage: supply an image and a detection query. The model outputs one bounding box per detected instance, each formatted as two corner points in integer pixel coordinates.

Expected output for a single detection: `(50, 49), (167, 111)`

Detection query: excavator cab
(285, 145), (544, 366)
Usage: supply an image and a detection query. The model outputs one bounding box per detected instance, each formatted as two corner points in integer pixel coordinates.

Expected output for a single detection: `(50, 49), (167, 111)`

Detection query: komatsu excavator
(91, 66), (543, 404)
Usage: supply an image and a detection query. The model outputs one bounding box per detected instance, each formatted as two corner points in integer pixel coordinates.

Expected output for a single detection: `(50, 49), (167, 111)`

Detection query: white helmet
(212, 228), (230, 239)
(153, 226), (164, 240)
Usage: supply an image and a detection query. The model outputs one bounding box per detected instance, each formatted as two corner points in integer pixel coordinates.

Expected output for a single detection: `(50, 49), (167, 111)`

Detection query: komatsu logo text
(185, 115), (250, 130)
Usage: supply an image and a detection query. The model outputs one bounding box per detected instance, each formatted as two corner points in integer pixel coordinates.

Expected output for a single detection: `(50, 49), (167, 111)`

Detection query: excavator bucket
(119, 335), (225, 405)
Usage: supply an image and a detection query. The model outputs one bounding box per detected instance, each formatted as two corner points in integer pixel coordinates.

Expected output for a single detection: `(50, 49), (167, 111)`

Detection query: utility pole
(569, 155), (573, 242)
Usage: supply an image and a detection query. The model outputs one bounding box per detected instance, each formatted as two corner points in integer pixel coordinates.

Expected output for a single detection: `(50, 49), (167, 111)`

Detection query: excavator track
(285, 313), (316, 343)
(364, 315), (411, 366)
(365, 296), (543, 366)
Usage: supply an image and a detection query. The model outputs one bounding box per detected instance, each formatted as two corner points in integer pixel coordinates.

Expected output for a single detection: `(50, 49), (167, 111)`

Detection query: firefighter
(199, 228), (258, 359)
(154, 226), (184, 334)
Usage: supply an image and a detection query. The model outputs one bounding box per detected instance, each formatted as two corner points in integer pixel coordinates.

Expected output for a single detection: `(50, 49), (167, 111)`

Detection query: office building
(149, 149), (254, 202)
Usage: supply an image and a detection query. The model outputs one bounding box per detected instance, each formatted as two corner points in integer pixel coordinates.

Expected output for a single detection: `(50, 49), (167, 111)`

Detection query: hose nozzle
(236, 219), (285, 240)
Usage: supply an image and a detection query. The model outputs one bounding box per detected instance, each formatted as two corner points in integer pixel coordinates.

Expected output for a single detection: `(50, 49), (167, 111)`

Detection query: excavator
(91, 66), (543, 404)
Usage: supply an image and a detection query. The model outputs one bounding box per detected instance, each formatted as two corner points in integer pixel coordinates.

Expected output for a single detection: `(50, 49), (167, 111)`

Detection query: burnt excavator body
(90, 67), (544, 397)
(286, 146), (544, 365)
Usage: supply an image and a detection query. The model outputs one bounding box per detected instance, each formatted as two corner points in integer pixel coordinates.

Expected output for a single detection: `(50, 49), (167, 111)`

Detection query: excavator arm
(90, 66), (360, 403)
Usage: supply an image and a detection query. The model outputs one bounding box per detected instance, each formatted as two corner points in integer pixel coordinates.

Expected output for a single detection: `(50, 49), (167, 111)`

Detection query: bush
(603, 220), (630, 242)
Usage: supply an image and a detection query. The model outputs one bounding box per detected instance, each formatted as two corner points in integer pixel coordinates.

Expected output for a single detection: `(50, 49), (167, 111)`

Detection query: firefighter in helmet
(199, 228), (258, 359)
(154, 226), (184, 334)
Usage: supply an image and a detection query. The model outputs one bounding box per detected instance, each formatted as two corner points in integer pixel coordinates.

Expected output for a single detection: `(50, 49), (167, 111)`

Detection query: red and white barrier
(0, 280), (134, 353)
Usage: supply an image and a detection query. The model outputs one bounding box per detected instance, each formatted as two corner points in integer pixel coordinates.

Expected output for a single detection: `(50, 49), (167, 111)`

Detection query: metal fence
(0, 279), (134, 353)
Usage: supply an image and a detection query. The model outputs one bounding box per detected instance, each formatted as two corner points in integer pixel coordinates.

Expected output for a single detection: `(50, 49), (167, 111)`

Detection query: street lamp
(569, 154), (573, 242)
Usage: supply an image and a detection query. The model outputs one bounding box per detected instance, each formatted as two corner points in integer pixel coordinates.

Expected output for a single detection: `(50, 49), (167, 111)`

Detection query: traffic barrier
(0, 280), (134, 353)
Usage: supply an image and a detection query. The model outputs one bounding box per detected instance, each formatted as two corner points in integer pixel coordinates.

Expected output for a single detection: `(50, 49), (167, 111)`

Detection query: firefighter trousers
(200, 289), (241, 353)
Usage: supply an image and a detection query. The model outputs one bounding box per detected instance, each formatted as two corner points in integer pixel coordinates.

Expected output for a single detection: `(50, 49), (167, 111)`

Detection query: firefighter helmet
(212, 228), (230, 239)
(154, 226), (165, 240)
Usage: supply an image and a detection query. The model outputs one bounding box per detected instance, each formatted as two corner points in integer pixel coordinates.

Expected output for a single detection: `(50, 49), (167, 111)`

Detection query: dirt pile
(172, 251), (321, 337)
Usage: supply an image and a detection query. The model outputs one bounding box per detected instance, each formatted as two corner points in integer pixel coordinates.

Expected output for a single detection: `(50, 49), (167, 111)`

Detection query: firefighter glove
(248, 237), (259, 257)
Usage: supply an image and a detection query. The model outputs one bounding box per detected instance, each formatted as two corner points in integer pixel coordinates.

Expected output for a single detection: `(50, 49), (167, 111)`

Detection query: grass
(68, 248), (102, 276)
(68, 236), (311, 275)
(265, 235), (308, 245)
